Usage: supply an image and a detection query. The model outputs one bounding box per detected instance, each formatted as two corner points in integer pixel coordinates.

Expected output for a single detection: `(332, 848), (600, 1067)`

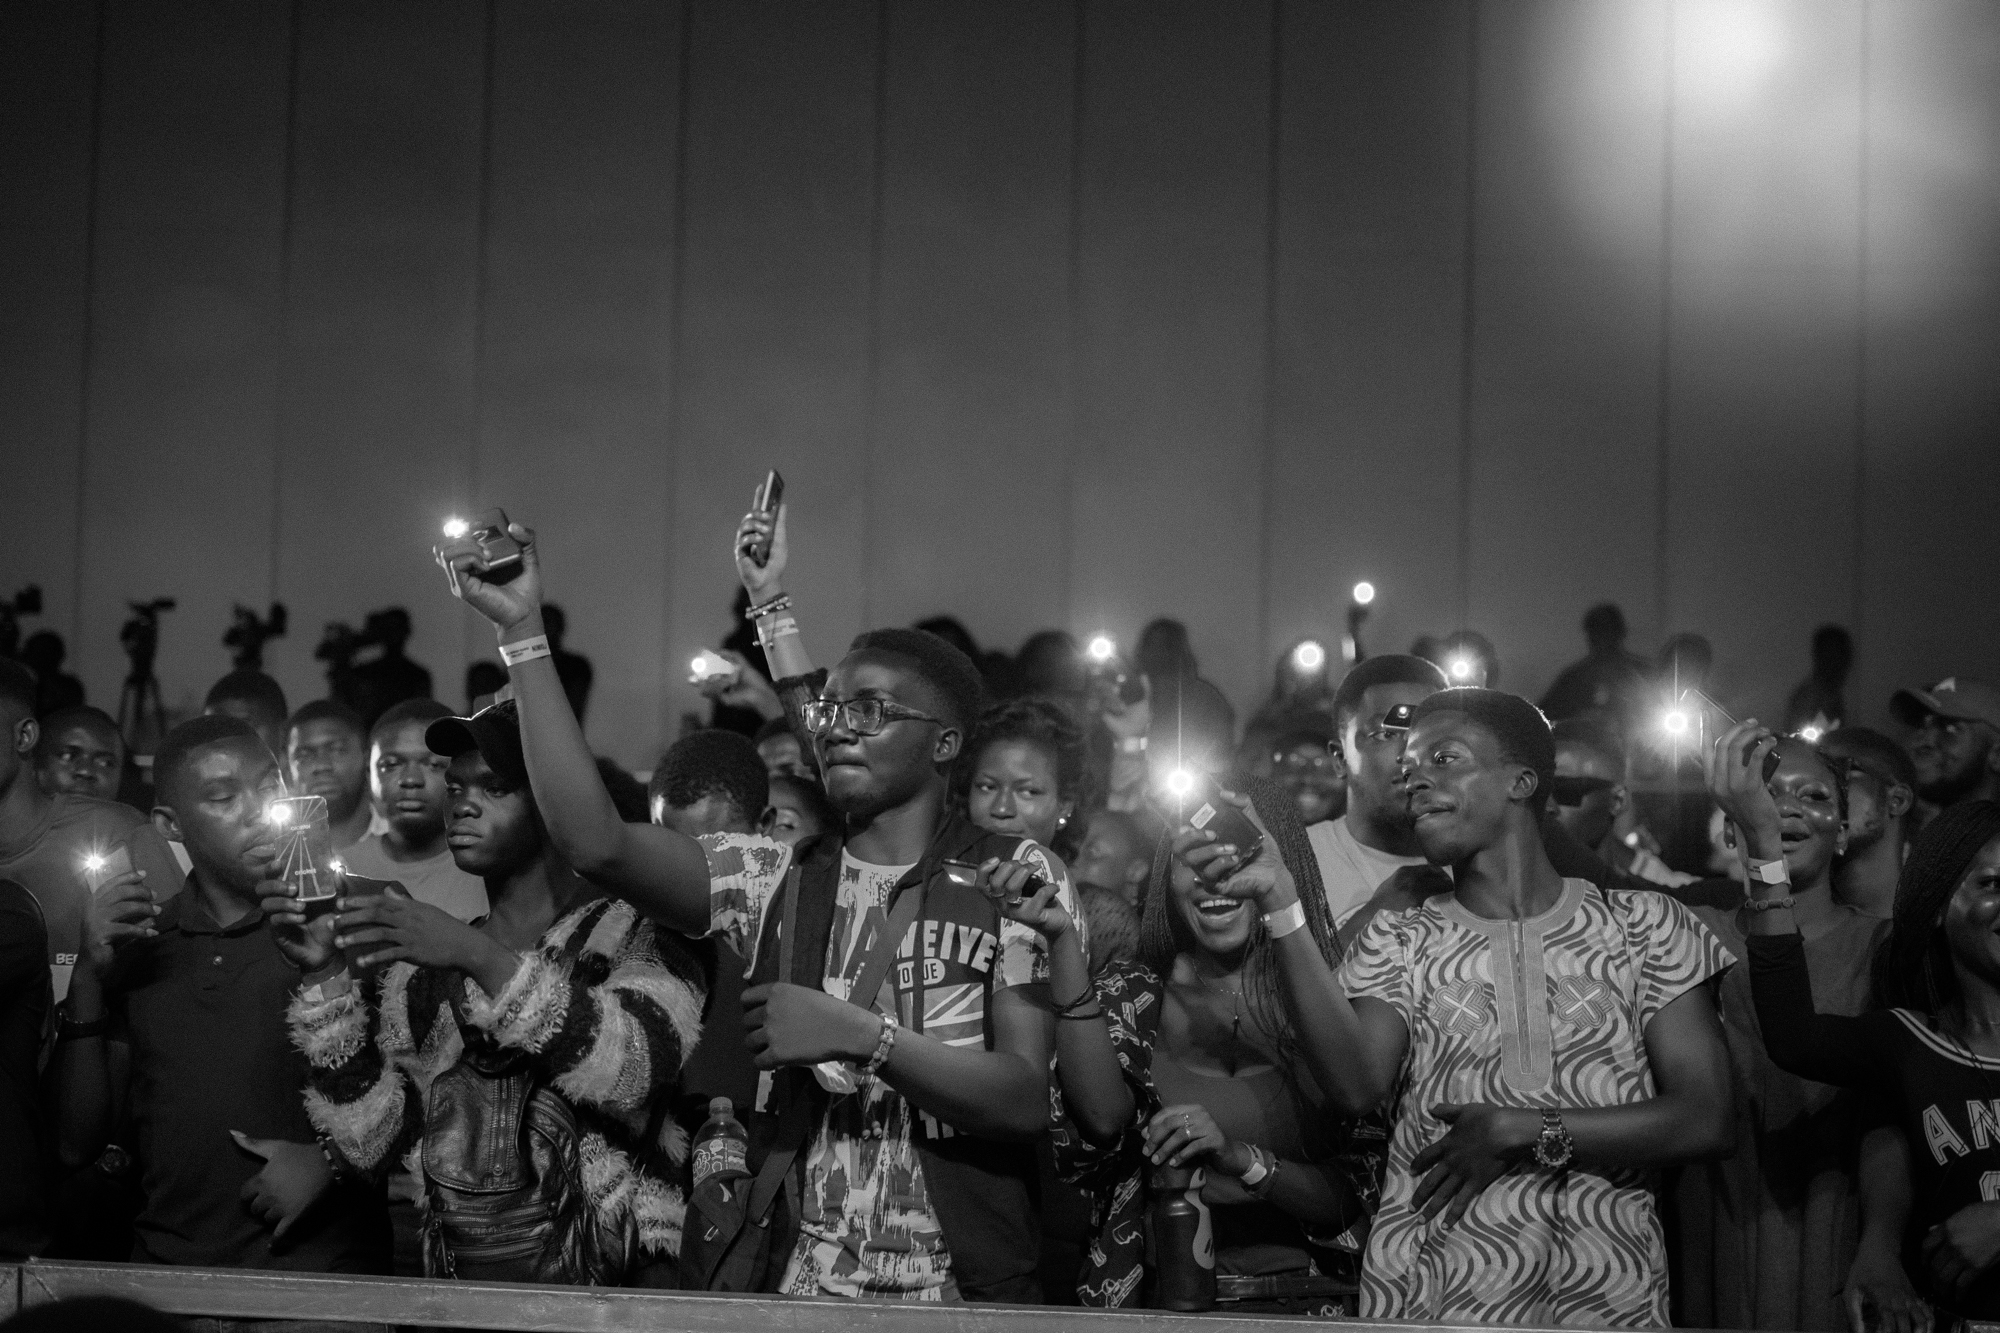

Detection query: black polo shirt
(111, 879), (388, 1272)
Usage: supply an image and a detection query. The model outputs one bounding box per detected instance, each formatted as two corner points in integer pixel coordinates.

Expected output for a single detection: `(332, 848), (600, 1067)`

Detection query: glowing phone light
(82, 853), (106, 874)
(690, 656), (706, 674)
(329, 858), (344, 875)
(441, 516), (470, 540)
(1663, 709), (1691, 737)
(1351, 582), (1376, 606)
(1086, 635), (1116, 662)
(1799, 725), (1823, 743)
(268, 801), (292, 827)
(1448, 654), (1475, 681)
(1165, 768), (1195, 799)
(1291, 640), (1326, 672)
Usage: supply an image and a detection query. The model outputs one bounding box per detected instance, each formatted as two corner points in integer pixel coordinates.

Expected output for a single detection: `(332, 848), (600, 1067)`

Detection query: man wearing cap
(1891, 677), (2000, 811)
(266, 699), (705, 1285)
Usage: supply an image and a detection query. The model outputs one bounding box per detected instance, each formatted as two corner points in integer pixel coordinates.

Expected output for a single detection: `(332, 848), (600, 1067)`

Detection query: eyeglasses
(1549, 775), (1617, 807)
(801, 697), (942, 738)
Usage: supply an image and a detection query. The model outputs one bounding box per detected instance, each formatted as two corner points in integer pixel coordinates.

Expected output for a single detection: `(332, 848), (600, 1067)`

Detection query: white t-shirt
(1307, 815), (1429, 926)
(336, 837), (489, 922)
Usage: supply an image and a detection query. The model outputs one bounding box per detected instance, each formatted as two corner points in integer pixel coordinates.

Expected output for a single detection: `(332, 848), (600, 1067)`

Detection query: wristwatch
(1533, 1109), (1574, 1169)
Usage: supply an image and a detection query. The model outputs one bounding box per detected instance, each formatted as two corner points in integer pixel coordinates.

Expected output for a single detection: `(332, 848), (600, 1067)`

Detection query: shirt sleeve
(1338, 910), (1415, 1028)
(122, 820), (186, 902)
(696, 832), (793, 976)
(1626, 889), (1735, 1032)
(994, 839), (1080, 991)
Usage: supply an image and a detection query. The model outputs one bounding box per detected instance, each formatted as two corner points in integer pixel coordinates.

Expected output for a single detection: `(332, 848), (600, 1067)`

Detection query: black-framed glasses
(1550, 775), (1617, 807)
(801, 697), (942, 737)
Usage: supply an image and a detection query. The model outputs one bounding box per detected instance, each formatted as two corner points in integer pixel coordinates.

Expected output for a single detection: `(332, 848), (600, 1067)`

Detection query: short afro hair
(35, 706), (123, 761)
(154, 715), (264, 807)
(371, 697), (453, 742)
(1412, 687), (1557, 814)
(0, 660), (36, 721)
(1332, 655), (1447, 735)
(1551, 714), (1626, 775)
(285, 698), (365, 743)
(204, 670), (289, 727)
(649, 729), (769, 826)
(846, 627), (987, 736)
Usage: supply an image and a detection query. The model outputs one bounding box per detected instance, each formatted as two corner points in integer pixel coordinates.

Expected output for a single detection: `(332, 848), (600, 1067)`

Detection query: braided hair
(1872, 800), (2000, 1013)
(1138, 777), (1340, 1080)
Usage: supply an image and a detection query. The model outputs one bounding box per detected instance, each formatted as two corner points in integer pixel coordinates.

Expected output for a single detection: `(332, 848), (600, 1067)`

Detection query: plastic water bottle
(689, 1096), (750, 1241)
(1149, 1165), (1215, 1311)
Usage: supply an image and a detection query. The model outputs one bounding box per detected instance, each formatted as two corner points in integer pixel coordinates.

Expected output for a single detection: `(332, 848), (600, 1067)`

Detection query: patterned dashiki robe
(1339, 879), (1731, 1328)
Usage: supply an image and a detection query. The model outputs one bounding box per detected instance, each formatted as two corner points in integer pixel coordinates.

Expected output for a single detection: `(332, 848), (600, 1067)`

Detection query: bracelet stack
(746, 594), (793, 620)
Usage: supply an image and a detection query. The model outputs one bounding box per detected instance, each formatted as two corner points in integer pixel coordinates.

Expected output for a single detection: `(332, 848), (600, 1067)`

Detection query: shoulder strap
(846, 881), (926, 1022)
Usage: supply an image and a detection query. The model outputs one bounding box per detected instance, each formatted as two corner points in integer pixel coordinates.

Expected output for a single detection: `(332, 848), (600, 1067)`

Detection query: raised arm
(435, 522), (712, 934)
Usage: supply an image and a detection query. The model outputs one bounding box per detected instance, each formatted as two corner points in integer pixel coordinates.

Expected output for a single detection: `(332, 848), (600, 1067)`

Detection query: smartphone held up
(1153, 768), (1264, 880)
(689, 650), (741, 689)
(436, 507), (525, 594)
(744, 471), (784, 569)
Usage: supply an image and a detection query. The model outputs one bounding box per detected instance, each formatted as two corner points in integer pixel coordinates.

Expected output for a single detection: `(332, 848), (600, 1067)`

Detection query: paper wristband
(1263, 901), (1308, 938)
(500, 636), (552, 667)
(1747, 857), (1790, 886)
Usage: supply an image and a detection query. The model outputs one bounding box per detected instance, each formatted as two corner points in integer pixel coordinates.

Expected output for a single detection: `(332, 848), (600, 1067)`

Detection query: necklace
(1185, 966), (1246, 1043)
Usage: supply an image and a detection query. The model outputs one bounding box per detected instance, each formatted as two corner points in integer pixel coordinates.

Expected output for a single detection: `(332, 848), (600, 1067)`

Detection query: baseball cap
(1889, 677), (2000, 731)
(425, 698), (527, 785)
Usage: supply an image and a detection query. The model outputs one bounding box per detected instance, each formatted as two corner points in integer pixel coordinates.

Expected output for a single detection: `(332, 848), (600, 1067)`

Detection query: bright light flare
(329, 858), (344, 875)
(1448, 654), (1475, 681)
(441, 516), (470, 540)
(1663, 709), (1692, 737)
(1086, 635), (1116, 663)
(1799, 725), (1823, 743)
(1351, 582), (1376, 606)
(268, 802), (292, 827)
(82, 853), (106, 873)
(1291, 640), (1326, 673)
(1165, 768), (1195, 799)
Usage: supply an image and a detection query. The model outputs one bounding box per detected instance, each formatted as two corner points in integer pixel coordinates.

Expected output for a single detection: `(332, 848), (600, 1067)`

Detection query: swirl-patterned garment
(1339, 880), (1731, 1328)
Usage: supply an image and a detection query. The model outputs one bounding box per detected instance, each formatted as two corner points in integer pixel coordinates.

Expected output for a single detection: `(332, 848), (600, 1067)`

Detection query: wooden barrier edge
(4, 1261), (1737, 1333)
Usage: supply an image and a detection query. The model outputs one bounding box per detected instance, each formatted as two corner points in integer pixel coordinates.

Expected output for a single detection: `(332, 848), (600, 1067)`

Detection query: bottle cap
(709, 1096), (733, 1119)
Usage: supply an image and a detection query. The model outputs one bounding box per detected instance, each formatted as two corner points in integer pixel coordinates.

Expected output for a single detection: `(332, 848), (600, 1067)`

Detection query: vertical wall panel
(77, 0), (291, 719)
(1071, 0), (1274, 710)
(1268, 0), (1472, 675)
(866, 0), (1075, 660)
(1855, 0), (2000, 726)
(268, 0), (487, 720)
(475, 0), (679, 761)
(667, 0), (880, 733)
(0, 3), (98, 658)
(1464, 0), (1669, 701)
(1663, 0), (1865, 719)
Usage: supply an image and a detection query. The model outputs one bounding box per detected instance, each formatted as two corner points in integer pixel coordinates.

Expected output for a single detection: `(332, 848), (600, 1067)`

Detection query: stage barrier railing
(2, 1260), (1719, 1332)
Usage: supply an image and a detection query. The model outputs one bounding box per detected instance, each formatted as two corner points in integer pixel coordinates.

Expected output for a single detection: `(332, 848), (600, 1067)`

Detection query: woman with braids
(1672, 730), (1888, 1332)
(1721, 707), (2000, 1323)
(989, 777), (1380, 1312)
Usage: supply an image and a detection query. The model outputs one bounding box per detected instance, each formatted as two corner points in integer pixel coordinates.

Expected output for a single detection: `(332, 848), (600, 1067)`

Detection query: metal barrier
(1, 1261), (1706, 1333)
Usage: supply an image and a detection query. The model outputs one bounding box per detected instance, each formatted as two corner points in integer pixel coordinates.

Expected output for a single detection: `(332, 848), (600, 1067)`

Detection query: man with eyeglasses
(34, 707), (126, 803)
(434, 512), (1075, 1304)
(1549, 717), (1694, 891)
(1891, 676), (2000, 814)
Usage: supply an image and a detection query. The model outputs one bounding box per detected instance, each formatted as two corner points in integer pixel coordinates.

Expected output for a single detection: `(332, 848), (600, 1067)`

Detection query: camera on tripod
(120, 599), (177, 677)
(0, 585), (42, 659)
(118, 597), (176, 753)
(225, 602), (288, 671)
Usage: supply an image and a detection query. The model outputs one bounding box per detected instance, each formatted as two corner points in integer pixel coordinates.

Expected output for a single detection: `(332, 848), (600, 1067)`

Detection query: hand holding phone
(1154, 770), (1265, 881)
(744, 471), (784, 570)
(689, 649), (742, 689)
(82, 845), (133, 895)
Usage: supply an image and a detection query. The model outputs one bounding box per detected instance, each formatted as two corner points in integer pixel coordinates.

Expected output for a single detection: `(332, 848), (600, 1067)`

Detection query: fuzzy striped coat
(288, 896), (705, 1270)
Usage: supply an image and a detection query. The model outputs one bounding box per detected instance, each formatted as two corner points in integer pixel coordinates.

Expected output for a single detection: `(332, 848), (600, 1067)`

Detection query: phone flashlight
(1291, 640), (1326, 673)
(1165, 768), (1195, 799)
(1351, 582), (1376, 606)
(1448, 654), (1476, 681)
(1798, 724), (1823, 743)
(83, 854), (104, 874)
(441, 516), (470, 540)
(1662, 709), (1691, 737)
(1087, 635), (1116, 663)
(689, 650), (740, 687)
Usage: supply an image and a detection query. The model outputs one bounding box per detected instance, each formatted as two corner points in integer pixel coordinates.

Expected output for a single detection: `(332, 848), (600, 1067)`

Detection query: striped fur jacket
(288, 896), (706, 1264)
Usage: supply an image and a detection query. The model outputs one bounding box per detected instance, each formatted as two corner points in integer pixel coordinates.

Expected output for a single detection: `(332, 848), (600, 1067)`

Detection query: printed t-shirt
(698, 832), (1074, 1300)
(0, 794), (184, 1002)
(337, 836), (488, 922)
(1307, 815), (1428, 926)
(1339, 880), (1731, 1328)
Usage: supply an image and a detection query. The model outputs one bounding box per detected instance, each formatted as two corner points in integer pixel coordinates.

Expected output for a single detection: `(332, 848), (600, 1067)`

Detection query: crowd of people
(1, 493), (1998, 1333)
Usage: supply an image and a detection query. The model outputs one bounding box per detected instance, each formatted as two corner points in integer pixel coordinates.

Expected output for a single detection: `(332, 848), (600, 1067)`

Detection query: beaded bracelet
(864, 1012), (899, 1074)
(1743, 896), (1795, 913)
(747, 594), (793, 621)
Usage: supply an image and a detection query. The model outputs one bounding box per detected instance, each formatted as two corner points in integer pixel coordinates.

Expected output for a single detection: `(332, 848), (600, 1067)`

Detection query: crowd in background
(1, 493), (1998, 1333)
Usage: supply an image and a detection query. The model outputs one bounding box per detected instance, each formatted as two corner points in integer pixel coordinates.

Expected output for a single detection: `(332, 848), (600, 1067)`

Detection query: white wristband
(1263, 901), (1308, 938)
(1237, 1148), (1271, 1187)
(499, 635), (551, 667)
(1747, 857), (1790, 886)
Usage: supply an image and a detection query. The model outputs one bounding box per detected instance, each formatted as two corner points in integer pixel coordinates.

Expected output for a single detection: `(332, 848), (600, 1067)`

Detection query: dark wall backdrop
(3, 0), (1996, 767)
